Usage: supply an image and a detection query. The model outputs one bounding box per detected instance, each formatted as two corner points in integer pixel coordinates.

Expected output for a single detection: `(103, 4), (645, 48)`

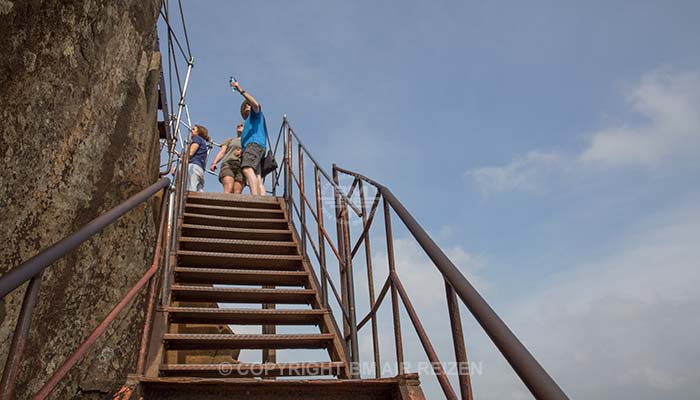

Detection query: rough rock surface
(0, 1), (162, 398)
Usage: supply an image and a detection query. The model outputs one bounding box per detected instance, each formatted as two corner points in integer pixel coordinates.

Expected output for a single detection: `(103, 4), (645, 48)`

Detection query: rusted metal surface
(332, 167), (351, 343)
(382, 198), (405, 376)
(359, 180), (381, 378)
(340, 197), (360, 374)
(392, 273), (457, 400)
(350, 190), (381, 258)
(138, 374), (415, 400)
(33, 206), (169, 399)
(0, 274), (42, 400)
(355, 276), (391, 333)
(297, 144), (307, 257)
(137, 188), (171, 375)
(331, 164), (569, 400)
(0, 177), (170, 299)
(445, 280), (474, 400)
(314, 166), (329, 306)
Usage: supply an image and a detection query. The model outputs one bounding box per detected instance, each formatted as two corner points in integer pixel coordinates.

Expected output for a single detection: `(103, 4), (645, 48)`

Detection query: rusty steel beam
(297, 144), (307, 257)
(0, 274), (42, 400)
(0, 177), (171, 299)
(359, 180), (381, 378)
(333, 165), (569, 400)
(350, 190), (381, 258)
(392, 273), (458, 400)
(33, 203), (169, 400)
(355, 276), (391, 333)
(445, 280), (474, 400)
(136, 187), (171, 375)
(383, 198), (404, 376)
(314, 166), (329, 307)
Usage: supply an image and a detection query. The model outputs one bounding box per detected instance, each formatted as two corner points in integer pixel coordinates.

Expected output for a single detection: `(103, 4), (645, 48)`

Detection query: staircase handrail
(279, 115), (570, 400)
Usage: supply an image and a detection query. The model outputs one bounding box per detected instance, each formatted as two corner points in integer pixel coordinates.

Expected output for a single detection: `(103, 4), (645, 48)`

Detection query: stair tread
(178, 250), (302, 259)
(187, 192), (281, 205)
(160, 361), (344, 370)
(179, 237), (297, 247)
(171, 285), (314, 294)
(183, 213), (287, 224)
(181, 224), (291, 235)
(173, 268), (309, 287)
(165, 307), (325, 315)
(178, 237), (298, 255)
(178, 250), (303, 270)
(163, 333), (335, 350)
(174, 267), (308, 276)
(164, 333), (334, 339)
(170, 285), (315, 303)
(165, 307), (325, 325)
(186, 202), (284, 215)
(158, 361), (345, 378)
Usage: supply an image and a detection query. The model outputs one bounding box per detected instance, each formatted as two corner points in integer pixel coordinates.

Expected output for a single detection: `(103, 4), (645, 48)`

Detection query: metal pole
(0, 273), (42, 400)
(314, 166), (329, 307)
(392, 273), (458, 400)
(445, 280), (474, 400)
(332, 166), (350, 342)
(380, 186), (569, 400)
(136, 188), (171, 375)
(0, 178), (171, 298)
(383, 197), (404, 375)
(286, 126), (293, 224)
(341, 198), (360, 376)
(298, 145), (307, 258)
(359, 181), (381, 378)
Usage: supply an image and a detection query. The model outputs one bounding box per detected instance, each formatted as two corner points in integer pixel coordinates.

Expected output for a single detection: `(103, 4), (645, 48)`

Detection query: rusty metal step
(138, 374), (424, 400)
(184, 213), (289, 230)
(163, 333), (335, 350)
(179, 237), (298, 255)
(181, 224), (293, 242)
(186, 192), (282, 210)
(177, 251), (303, 270)
(158, 361), (345, 378)
(170, 285), (315, 303)
(174, 268), (308, 287)
(165, 307), (325, 325)
(185, 203), (285, 220)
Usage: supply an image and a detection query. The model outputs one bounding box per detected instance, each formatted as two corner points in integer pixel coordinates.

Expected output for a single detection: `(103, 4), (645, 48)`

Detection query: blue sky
(160, 1), (700, 398)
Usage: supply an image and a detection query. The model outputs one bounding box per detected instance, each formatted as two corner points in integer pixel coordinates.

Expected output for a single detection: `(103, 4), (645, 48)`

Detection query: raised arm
(210, 145), (228, 171)
(230, 80), (260, 113)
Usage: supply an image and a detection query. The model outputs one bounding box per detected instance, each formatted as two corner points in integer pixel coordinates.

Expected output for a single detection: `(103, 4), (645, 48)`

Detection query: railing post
(298, 145), (307, 258)
(359, 180), (381, 378)
(383, 197), (404, 375)
(136, 187), (171, 375)
(332, 166), (350, 341)
(340, 196), (360, 376)
(445, 280), (474, 400)
(314, 166), (329, 307)
(286, 126), (293, 224)
(0, 273), (43, 400)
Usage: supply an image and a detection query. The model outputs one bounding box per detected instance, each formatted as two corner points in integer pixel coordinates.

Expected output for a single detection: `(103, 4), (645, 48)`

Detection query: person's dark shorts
(241, 143), (265, 176)
(219, 159), (245, 183)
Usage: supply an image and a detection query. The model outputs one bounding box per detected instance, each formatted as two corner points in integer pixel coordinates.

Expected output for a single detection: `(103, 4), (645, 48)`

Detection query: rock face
(0, 1), (162, 398)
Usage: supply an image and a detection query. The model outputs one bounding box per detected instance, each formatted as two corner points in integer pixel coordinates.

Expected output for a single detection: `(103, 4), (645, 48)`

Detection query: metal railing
(0, 177), (171, 400)
(279, 116), (569, 400)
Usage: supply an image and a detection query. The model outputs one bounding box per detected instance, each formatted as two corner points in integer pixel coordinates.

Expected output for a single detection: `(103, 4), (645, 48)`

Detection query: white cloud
(476, 201), (700, 399)
(580, 69), (700, 167)
(466, 151), (562, 194)
(467, 68), (700, 193)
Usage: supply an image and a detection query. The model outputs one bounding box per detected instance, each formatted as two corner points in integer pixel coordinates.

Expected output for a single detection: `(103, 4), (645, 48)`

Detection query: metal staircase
(158, 192), (350, 380)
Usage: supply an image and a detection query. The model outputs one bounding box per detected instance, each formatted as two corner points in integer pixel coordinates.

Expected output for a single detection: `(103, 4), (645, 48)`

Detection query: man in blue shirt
(230, 79), (267, 196)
